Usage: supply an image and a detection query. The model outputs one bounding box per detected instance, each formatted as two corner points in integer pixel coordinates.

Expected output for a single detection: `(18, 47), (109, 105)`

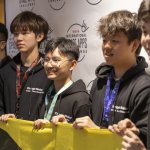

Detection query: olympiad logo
(48, 0), (65, 11)
(19, 0), (35, 11)
(66, 21), (89, 62)
(8, 35), (18, 57)
(86, 0), (102, 5)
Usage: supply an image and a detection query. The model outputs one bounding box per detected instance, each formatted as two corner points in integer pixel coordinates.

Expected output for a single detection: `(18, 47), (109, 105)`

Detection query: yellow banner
(0, 119), (122, 150)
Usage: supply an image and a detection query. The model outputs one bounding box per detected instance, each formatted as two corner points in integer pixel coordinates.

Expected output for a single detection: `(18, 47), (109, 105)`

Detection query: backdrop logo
(19, 0), (35, 11)
(39, 27), (54, 53)
(86, 0), (102, 5)
(66, 21), (89, 62)
(48, 0), (65, 11)
(8, 35), (18, 57)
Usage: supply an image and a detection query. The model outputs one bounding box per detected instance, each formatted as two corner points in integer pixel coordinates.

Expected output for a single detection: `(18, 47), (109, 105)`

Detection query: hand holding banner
(0, 119), (122, 150)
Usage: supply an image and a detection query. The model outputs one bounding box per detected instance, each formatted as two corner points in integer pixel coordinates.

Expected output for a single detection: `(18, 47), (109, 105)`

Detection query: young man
(109, 1), (150, 150)
(0, 23), (11, 68)
(0, 11), (52, 121)
(72, 10), (150, 146)
(33, 37), (90, 129)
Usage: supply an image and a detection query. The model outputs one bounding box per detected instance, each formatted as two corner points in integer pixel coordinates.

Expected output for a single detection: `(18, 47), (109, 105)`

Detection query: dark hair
(138, 0), (150, 22)
(0, 23), (8, 41)
(45, 37), (80, 61)
(10, 11), (49, 45)
(98, 10), (142, 56)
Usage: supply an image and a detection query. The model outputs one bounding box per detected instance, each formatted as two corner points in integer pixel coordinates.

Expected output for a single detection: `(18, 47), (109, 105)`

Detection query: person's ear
(69, 60), (77, 71)
(131, 39), (140, 53)
(36, 33), (44, 42)
(0, 41), (6, 51)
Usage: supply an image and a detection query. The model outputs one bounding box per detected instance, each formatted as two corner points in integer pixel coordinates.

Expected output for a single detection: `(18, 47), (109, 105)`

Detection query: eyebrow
(45, 56), (62, 59)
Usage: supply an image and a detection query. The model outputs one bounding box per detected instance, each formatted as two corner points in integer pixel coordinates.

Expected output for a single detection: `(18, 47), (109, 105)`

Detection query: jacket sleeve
(73, 93), (91, 119)
(130, 87), (150, 148)
(0, 74), (4, 115)
(147, 106), (150, 150)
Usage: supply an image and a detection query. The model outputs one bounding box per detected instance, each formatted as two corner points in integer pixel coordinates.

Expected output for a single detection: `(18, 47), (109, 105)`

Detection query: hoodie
(43, 79), (90, 123)
(90, 56), (150, 147)
(0, 56), (12, 69)
(0, 53), (52, 121)
(148, 105), (150, 150)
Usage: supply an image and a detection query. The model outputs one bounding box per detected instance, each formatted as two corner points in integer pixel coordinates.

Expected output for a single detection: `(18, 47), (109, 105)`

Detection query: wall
(0, 0), (5, 23)
(5, 0), (147, 90)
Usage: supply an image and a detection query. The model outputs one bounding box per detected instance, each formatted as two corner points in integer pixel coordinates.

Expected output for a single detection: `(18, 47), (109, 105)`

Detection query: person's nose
(145, 34), (150, 42)
(103, 40), (112, 49)
(14, 33), (24, 41)
(18, 33), (24, 39)
(45, 59), (55, 67)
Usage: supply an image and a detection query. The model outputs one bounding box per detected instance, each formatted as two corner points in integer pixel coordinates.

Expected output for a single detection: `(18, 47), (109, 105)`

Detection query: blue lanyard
(102, 72), (120, 123)
(44, 80), (73, 120)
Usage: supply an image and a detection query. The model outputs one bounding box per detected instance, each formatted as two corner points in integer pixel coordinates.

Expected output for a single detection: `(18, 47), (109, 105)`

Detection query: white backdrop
(5, 0), (148, 91)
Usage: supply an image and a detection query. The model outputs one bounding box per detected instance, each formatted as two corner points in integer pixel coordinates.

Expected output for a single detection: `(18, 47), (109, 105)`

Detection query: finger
(9, 114), (16, 118)
(0, 115), (4, 122)
(33, 121), (39, 129)
(109, 124), (123, 135)
(5, 116), (9, 122)
(118, 119), (133, 131)
(108, 125), (115, 133)
(74, 116), (98, 129)
(59, 116), (66, 122)
(1, 115), (8, 122)
(36, 122), (42, 129)
(122, 133), (135, 145)
(52, 115), (68, 124)
(34, 120), (43, 129)
(73, 122), (84, 129)
(124, 129), (138, 139)
(0, 114), (15, 122)
(51, 116), (59, 125)
(130, 127), (139, 135)
(75, 116), (89, 122)
(33, 121), (38, 129)
(74, 118), (85, 124)
(122, 140), (131, 150)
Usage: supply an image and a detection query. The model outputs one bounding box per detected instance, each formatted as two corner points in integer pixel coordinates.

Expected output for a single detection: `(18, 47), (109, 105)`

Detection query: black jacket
(0, 53), (52, 121)
(148, 106), (150, 150)
(90, 56), (150, 147)
(44, 79), (90, 123)
(0, 56), (12, 69)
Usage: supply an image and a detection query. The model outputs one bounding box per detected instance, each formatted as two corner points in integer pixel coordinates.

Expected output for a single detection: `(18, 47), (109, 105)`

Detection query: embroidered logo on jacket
(26, 87), (44, 94)
(111, 105), (129, 114)
(54, 112), (72, 122)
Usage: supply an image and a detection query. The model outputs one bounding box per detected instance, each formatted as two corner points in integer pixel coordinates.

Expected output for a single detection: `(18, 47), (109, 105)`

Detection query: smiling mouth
(104, 53), (113, 57)
(46, 68), (57, 74)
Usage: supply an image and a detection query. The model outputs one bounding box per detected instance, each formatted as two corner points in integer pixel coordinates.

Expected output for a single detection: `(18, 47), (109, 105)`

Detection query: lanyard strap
(44, 80), (73, 120)
(15, 56), (40, 117)
(102, 72), (120, 123)
(16, 56), (40, 99)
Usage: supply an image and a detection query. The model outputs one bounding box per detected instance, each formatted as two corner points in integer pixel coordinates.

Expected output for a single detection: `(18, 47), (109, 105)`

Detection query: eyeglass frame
(41, 57), (72, 67)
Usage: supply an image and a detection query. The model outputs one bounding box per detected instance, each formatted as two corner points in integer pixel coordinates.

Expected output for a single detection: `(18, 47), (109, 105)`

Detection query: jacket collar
(10, 53), (44, 74)
(95, 56), (148, 82)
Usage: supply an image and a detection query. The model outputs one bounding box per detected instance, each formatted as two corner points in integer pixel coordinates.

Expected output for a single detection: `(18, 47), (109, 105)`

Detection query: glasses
(41, 57), (71, 67)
